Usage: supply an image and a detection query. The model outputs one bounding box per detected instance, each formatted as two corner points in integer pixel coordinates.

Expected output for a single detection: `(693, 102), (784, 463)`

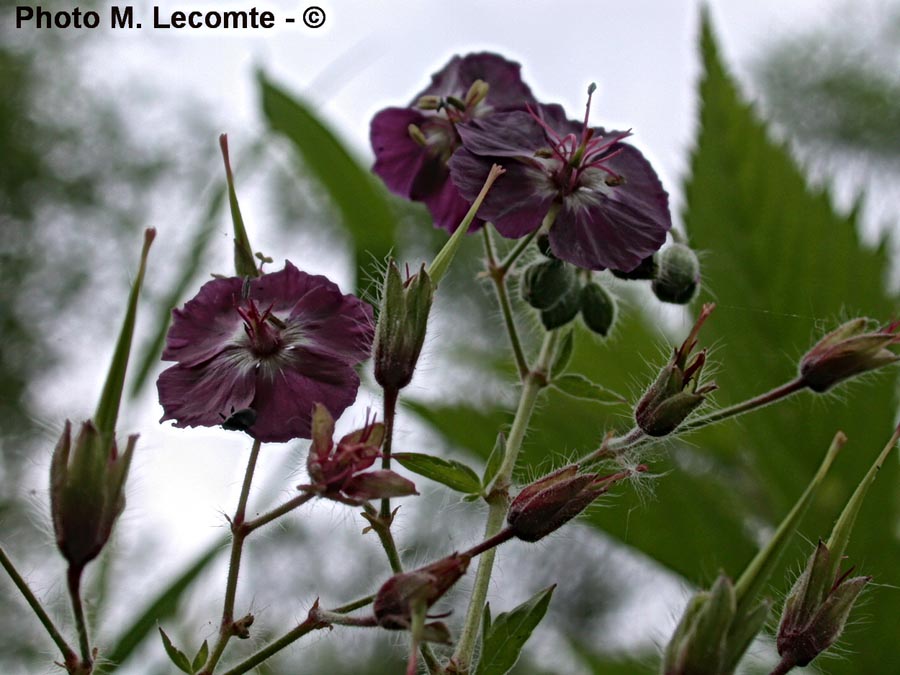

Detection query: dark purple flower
(157, 262), (373, 443)
(370, 52), (536, 233)
(449, 88), (672, 271)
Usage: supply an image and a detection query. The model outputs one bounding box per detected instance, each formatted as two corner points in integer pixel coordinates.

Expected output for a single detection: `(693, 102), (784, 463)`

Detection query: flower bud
(662, 574), (770, 675)
(520, 259), (575, 310)
(652, 243), (700, 304)
(776, 541), (869, 668)
(536, 233), (555, 259)
(374, 553), (470, 630)
(540, 280), (581, 330)
(373, 261), (434, 392)
(50, 420), (137, 571)
(635, 304), (717, 436)
(611, 254), (657, 280)
(579, 282), (616, 336)
(507, 464), (642, 542)
(799, 318), (900, 392)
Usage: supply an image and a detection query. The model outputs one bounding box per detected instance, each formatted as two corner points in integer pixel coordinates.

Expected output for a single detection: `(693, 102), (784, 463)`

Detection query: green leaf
(98, 539), (224, 672)
(258, 73), (396, 286)
(550, 328), (574, 377)
(158, 627), (193, 674)
(191, 640), (209, 673)
(393, 452), (482, 494)
(482, 433), (506, 488)
(550, 373), (625, 405)
(474, 585), (555, 675)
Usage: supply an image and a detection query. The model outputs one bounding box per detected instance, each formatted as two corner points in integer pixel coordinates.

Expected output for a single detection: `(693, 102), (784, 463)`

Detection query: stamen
(582, 82), (597, 146)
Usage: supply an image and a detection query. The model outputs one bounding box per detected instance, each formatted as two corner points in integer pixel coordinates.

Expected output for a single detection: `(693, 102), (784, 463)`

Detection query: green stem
(451, 330), (560, 674)
(587, 377), (807, 462)
(200, 438), (262, 675)
(363, 503), (404, 574)
(67, 566), (92, 668)
(0, 545), (78, 666)
(483, 227), (528, 380)
(331, 593), (375, 614)
(380, 387), (400, 520)
(217, 615), (327, 675)
(242, 492), (314, 535)
(498, 229), (538, 274)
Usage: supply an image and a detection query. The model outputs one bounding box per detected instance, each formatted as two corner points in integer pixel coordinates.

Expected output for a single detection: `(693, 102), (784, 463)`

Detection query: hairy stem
(768, 656), (797, 675)
(217, 615), (328, 675)
(242, 492), (314, 535)
(0, 545), (78, 667)
(200, 438), (262, 675)
(498, 229), (538, 274)
(483, 227), (528, 380)
(380, 386), (400, 520)
(67, 566), (92, 669)
(450, 330), (560, 673)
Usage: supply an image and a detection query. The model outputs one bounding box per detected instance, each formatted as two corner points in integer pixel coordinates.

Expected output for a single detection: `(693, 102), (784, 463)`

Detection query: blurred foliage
(754, 3), (900, 162)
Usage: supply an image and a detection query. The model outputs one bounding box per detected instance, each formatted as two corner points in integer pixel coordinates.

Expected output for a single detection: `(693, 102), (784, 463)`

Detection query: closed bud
(540, 280), (581, 330)
(579, 282), (616, 336)
(536, 233), (555, 259)
(374, 553), (470, 630)
(611, 254), (657, 280)
(50, 420), (136, 571)
(635, 303), (717, 437)
(520, 259), (575, 310)
(652, 244), (700, 304)
(373, 261), (434, 392)
(799, 318), (900, 392)
(507, 464), (642, 542)
(776, 541), (870, 668)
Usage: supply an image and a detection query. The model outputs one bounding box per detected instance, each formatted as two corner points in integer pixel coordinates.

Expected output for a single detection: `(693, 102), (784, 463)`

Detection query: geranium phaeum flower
(370, 52), (536, 233)
(449, 88), (672, 271)
(157, 262), (373, 443)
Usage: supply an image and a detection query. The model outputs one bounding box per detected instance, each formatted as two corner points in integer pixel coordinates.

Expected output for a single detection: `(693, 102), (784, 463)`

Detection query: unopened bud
(507, 464), (642, 542)
(540, 280), (581, 330)
(799, 318), (900, 392)
(536, 233), (555, 259)
(50, 420), (136, 571)
(520, 259), (575, 310)
(652, 244), (700, 304)
(635, 304), (717, 436)
(374, 553), (470, 630)
(374, 261), (434, 392)
(579, 282), (616, 336)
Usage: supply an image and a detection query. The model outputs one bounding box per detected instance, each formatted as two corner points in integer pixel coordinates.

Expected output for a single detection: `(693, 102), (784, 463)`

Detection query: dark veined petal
(417, 52), (537, 109)
(421, 170), (483, 233)
(456, 111), (545, 157)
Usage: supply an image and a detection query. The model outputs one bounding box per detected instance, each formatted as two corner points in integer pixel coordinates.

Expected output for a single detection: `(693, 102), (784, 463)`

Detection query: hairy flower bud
(579, 282), (616, 336)
(652, 243), (700, 304)
(50, 420), (136, 571)
(540, 279), (582, 330)
(507, 464), (642, 542)
(662, 574), (770, 675)
(776, 541), (869, 668)
(799, 318), (900, 392)
(374, 261), (434, 392)
(635, 303), (717, 436)
(520, 259), (575, 310)
(374, 553), (470, 631)
(611, 254), (657, 280)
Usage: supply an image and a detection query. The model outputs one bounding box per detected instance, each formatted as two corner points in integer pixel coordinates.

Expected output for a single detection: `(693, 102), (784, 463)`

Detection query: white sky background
(15, 0), (894, 671)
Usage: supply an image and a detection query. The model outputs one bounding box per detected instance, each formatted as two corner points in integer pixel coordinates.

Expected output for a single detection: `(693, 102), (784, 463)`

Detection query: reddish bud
(374, 553), (471, 630)
(507, 464), (643, 542)
(799, 318), (900, 392)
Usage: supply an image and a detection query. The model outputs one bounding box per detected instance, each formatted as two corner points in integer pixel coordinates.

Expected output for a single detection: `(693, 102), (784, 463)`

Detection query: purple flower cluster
(371, 53), (672, 272)
(157, 262), (373, 443)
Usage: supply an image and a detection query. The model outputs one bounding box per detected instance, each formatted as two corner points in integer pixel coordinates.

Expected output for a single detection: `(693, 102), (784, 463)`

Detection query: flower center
(410, 79), (491, 163)
(528, 84), (632, 196)
(236, 299), (284, 357)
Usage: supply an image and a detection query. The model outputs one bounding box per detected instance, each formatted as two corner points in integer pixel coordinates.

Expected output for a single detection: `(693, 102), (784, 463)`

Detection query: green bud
(520, 259), (575, 310)
(579, 283), (616, 336)
(536, 233), (555, 259)
(540, 280), (581, 330)
(652, 244), (700, 304)
(373, 261), (434, 392)
(50, 420), (137, 571)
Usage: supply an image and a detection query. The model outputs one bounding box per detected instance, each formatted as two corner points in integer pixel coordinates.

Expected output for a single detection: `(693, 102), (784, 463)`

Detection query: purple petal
(418, 53), (536, 109)
(162, 276), (244, 366)
(421, 171), (482, 234)
(449, 149), (553, 238)
(342, 470), (418, 501)
(456, 111), (545, 157)
(371, 107), (431, 198)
